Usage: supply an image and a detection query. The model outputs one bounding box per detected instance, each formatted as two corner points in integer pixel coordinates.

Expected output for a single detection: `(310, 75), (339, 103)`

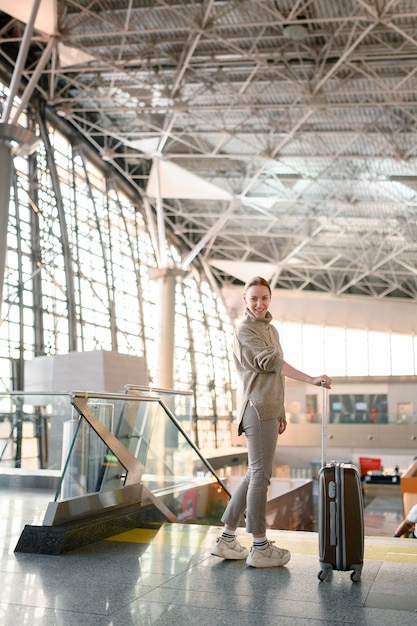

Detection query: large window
(276, 322), (417, 377)
(0, 89), (235, 450)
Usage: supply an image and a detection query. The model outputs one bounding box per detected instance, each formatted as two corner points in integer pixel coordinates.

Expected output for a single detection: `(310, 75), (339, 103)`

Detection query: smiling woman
(210, 275), (331, 568)
(243, 276), (272, 319)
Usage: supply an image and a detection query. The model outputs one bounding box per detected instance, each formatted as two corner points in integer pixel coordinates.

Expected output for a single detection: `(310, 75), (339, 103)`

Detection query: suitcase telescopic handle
(321, 380), (328, 468)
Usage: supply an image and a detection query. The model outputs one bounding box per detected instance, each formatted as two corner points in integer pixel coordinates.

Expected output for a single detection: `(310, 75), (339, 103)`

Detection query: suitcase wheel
(350, 569), (361, 582)
(318, 566), (362, 582)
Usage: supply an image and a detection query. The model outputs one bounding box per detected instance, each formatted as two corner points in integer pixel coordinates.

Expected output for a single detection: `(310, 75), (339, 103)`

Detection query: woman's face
(243, 284), (271, 319)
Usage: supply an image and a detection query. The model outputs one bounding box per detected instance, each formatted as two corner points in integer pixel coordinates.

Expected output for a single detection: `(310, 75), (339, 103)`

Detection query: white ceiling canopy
(0, 0), (56, 35)
(146, 159), (233, 200)
(209, 261), (276, 285)
(57, 42), (96, 68)
(128, 137), (161, 157)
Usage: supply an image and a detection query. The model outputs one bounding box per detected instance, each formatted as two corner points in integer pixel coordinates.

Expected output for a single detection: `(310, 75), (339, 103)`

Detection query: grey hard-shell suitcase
(317, 383), (364, 582)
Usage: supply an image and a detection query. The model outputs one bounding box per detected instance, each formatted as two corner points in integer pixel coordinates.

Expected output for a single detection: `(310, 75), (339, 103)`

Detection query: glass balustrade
(124, 384), (193, 438)
(0, 392), (73, 470)
(55, 392), (229, 525)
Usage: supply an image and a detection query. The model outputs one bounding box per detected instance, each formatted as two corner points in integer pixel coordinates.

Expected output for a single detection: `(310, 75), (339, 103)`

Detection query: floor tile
(1, 485), (417, 626)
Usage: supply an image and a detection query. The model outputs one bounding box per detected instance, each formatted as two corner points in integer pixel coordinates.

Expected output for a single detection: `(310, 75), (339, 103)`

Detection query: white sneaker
(246, 541), (291, 568)
(210, 536), (249, 560)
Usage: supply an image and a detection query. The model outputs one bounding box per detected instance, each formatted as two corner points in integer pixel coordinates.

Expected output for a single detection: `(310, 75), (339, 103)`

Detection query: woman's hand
(312, 376), (332, 388)
(278, 418), (287, 434)
(281, 362), (332, 389)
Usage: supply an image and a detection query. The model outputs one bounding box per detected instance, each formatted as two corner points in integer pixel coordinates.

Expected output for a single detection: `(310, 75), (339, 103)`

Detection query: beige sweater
(233, 308), (286, 429)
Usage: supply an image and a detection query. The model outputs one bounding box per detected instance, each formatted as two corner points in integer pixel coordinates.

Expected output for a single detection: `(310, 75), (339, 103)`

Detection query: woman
(211, 276), (332, 568)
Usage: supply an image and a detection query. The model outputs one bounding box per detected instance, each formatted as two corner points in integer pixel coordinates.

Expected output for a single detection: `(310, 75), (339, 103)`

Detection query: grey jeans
(221, 402), (279, 535)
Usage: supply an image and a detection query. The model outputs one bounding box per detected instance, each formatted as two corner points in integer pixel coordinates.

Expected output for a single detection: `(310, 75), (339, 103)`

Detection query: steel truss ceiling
(2, 0), (417, 300)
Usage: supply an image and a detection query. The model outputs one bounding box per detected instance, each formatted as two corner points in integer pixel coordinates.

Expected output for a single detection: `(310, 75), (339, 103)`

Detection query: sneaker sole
(246, 554), (291, 568)
(210, 550), (248, 560)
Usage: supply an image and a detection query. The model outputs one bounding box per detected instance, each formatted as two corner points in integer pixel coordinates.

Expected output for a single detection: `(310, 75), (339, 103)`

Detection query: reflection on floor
(1, 486), (417, 626)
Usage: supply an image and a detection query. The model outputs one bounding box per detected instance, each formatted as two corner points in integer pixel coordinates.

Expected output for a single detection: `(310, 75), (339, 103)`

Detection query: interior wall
(221, 286), (417, 334)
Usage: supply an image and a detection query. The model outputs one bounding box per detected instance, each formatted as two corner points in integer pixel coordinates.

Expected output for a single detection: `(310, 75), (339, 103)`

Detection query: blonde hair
(243, 276), (271, 295)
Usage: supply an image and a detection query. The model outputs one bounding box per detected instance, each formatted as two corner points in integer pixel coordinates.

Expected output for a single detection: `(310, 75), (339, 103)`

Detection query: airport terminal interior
(2, 1), (417, 624)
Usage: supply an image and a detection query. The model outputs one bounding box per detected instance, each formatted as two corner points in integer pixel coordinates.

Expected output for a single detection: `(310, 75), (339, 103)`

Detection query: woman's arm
(281, 362), (332, 388)
(393, 519), (414, 537)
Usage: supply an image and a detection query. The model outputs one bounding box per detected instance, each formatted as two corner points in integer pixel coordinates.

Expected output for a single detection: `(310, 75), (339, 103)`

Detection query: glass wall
(0, 85), (235, 450)
(276, 321), (417, 377)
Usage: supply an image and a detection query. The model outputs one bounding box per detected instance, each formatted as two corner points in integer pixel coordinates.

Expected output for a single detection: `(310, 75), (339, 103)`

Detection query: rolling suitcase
(317, 382), (364, 582)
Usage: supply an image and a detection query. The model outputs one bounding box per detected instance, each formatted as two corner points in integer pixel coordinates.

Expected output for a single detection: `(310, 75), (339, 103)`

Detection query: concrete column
(148, 267), (183, 388)
(149, 268), (183, 389)
(147, 267), (184, 485)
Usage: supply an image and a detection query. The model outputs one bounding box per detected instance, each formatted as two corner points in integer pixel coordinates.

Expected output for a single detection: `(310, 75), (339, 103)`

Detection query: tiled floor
(1, 486), (417, 625)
